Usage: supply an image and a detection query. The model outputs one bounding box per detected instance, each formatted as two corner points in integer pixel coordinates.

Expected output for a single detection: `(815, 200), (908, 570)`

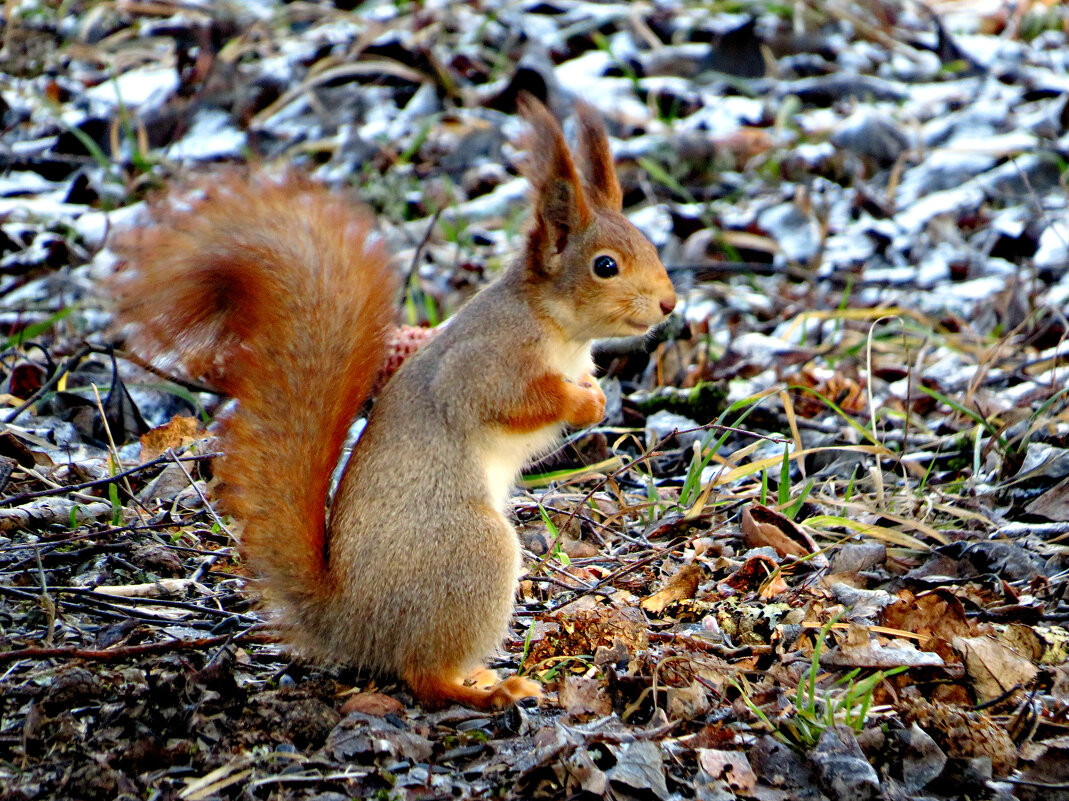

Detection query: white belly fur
(481, 341), (594, 512)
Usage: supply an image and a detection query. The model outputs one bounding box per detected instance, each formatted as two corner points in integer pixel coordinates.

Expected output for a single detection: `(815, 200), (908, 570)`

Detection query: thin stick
(0, 628), (275, 664)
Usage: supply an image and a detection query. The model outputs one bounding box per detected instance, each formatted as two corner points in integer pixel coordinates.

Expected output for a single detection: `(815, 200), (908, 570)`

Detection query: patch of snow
(85, 66), (179, 113)
(1035, 218), (1069, 270)
(0, 172), (59, 196)
(678, 96), (764, 137)
(628, 205), (672, 249)
(895, 184), (985, 233)
(167, 109), (246, 161)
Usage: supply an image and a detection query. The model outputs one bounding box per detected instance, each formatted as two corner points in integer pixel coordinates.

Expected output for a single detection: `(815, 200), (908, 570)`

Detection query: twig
(3, 344), (91, 424)
(91, 382), (148, 524)
(405, 207), (443, 290)
(0, 452), (221, 508)
(169, 449), (232, 540)
(106, 345), (219, 396)
(0, 628), (275, 664)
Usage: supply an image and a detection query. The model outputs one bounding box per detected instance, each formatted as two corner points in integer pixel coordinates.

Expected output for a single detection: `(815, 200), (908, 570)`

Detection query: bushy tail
(112, 172), (397, 622)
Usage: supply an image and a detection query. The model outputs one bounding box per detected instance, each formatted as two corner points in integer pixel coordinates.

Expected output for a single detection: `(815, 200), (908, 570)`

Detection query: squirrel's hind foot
(406, 667), (542, 711)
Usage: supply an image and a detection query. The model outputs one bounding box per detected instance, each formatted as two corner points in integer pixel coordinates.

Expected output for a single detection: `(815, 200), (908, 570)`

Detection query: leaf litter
(2, 1), (1069, 799)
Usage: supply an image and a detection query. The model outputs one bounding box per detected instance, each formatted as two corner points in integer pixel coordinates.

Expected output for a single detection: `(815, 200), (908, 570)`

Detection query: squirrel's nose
(659, 295), (676, 316)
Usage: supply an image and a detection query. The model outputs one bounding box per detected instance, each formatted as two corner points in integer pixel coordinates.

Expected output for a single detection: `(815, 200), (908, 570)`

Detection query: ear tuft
(574, 101), (624, 211)
(518, 93), (591, 258)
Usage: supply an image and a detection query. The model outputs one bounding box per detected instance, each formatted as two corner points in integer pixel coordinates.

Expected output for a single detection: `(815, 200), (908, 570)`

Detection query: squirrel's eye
(592, 255), (618, 279)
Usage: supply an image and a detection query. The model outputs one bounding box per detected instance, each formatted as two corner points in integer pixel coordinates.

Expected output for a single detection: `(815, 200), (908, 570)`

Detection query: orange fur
(111, 172), (396, 621)
(405, 668), (541, 711)
(495, 372), (605, 432)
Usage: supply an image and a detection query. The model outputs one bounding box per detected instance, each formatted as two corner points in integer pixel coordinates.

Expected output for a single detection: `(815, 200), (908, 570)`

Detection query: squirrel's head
(516, 95), (677, 342)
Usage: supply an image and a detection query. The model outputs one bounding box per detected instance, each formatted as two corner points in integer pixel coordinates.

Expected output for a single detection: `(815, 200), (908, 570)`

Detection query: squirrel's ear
(518, 93), (591, 257)
(574, 101), (623, 212)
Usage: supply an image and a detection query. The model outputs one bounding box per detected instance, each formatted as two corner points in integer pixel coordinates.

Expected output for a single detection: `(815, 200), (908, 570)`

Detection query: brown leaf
(340, 692), (405, 717)
(525, 599), (649, 669)
(786, 365), (867, 417)
(139, 414), (205, 463)
(953, 635), (1038, 703)
(741, 503), (815, 558)
(902, 698), (1017, 776)
(1026, 475), (1069, 521)
(719, 553), (785, 596)
(641, 563), (703, 614)
(558, 675), (611, 720)
(1001, 623), (1069, 666)
(697, 749), (757, 794)
(666, 683), (711, 719)
(822, 623), (946, 669)
(880, 589), (977, 661)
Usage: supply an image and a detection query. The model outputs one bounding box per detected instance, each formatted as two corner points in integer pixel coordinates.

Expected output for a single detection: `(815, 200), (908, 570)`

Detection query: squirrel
(111, 96), (677, 710)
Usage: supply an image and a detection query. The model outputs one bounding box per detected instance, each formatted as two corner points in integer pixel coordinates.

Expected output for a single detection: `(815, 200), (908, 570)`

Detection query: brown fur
(111, 172), (396, 623)
(496, 372), (606, 431)
(112, 99), (675, 710)
(574, 100), (624, 211)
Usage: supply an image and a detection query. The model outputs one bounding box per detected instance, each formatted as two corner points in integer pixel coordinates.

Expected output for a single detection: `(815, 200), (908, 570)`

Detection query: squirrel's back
(112, 172), (397, 646)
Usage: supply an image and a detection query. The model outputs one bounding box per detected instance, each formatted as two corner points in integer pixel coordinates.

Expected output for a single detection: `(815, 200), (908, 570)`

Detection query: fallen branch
(0, 628), (276, 664)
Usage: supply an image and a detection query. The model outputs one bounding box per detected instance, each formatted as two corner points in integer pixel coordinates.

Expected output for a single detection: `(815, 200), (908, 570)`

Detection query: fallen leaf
(902, 698), (1017, 776)
(563, 745), (607, 796)
(140, 414), (204, 463)
(810, 725), (880, 801)
(558, 675), (611, 720)
(526, 599), (649, 668)
(609, 740), (668, 801)
(953, 635), (1038, 703)
(340, 692), (405, 717)
(696, 749), (756, 794)
(881, 589), (976, 648)
(823, 627), (946, 670)
(1026, 475), (1069, 520)
(666, 683), (711, 719)
(1001, 623), (1069, 666)
(720, 553), (787, 597)
(641, 563), (703, 614)
(741, 503), (814, 558)
(899, 723), (947, 793)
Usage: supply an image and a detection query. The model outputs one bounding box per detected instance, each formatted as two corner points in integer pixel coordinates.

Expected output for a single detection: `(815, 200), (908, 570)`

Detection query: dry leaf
(720, 553), (785, 596)
(641, 563), (703, 614)
(697, 749), (757, 794)
(881, 589), (977, 653)
(1001, 623), (1069, 666)
(340, 692), (405, 717)
(787, 365), (867, 417)
(140, 414), (205, 463)
(823, 624), (945, 670)
(666, 683), (711, 719)
(526, 599), (649, 668)
(741, 503), (815, 558)
(903, 698), (1018, 776)
(558, 675), (611, 720)
(1026, 475), (1069, 521)
(953, 635), (1038, 703)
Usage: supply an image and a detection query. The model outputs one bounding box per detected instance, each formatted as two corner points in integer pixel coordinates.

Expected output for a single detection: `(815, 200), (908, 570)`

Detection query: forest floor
(2, 1), (1069, 799)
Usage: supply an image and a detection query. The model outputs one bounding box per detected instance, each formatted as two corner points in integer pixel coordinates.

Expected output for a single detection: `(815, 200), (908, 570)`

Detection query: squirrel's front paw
(566, 374), (606, 427)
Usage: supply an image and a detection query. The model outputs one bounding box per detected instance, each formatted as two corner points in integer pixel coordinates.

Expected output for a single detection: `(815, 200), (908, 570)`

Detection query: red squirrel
(112, 97), (676, 710)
